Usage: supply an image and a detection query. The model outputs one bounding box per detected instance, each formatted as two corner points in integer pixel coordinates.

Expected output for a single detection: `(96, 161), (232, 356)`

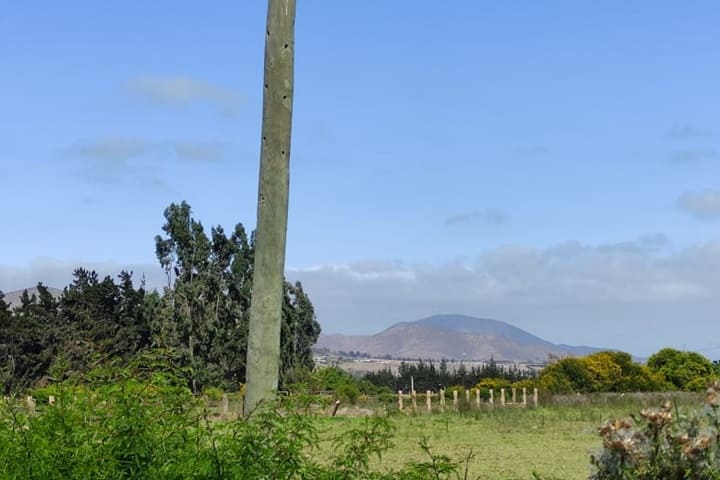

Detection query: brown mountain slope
(2, 287), (63, 308)
(317, 314), (602, 362)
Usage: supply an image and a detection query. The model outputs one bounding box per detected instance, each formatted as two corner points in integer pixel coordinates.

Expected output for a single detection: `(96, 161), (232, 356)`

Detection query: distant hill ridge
(317, 314), (604, 362)
(394, 314), (554, 346)
(1, 287), (63, 308)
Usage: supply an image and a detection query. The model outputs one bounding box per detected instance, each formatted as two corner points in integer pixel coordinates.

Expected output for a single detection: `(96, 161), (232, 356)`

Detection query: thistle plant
(591, 381), (720, 479)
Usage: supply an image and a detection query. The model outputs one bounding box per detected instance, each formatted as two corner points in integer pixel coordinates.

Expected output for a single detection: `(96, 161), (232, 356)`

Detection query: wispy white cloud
(444, 209), (508, 226)
(666, 125), (714, 140)
(6, 235), (718, 357)
(64, 137), (229, 163)
(62, 136), (231, 184)
(126, 75), (242, 115)
(63, 137), (152, 163)
(513, 145), (549, 156)
(670, 149), (719, 163)
(678, 190), (720, 220)
(286, 235), (719, 355)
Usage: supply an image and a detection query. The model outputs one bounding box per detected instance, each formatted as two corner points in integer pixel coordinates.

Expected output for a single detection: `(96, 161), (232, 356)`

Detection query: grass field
(311, 393), (703, 480)
(4, 388), (706, 479)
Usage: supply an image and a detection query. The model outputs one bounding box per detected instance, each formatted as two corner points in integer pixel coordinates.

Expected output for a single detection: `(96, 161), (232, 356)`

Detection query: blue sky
(1, 1), (719, 357)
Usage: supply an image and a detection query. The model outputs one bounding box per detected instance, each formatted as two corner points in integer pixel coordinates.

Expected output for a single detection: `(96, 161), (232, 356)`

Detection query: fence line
(396, 387), (539, 412)
(16, 386), (540, 418)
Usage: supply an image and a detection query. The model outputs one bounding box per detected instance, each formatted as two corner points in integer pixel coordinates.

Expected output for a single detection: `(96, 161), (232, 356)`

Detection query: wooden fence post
(398, 390), (403, 411)
(512, 387), (516, 404)
(440, 389), (446, 412)
(411, 390), (417, 413)
(452, 390), (458, 410)
(26, 396), (36, 416)
(489, 389), (494, 406)
(522, 387), (527, 406)
(475, 388), (480, 408)
(221, 393), (229, 417)
(426, 390), (432, 413)
(533, 388), (538, 407)
(500, 388), (506, 407)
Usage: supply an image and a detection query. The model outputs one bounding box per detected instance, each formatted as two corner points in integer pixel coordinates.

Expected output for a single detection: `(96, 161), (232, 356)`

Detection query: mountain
(1, 286), (63, 308)
(316, 314), (604, 362)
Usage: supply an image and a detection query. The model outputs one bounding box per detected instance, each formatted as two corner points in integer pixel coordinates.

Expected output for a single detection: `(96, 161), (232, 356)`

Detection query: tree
(0, 286), (56, 391)
(153, 202), (320, 393)
(154, 203), (252, 392)
(279, 281), (321, 385)
(538, 351), (670, 394)
(647, 348), (716, 391)
(56, 269), (150, 373)
(538, 357), (591, 393)
(245, 0), (297, 414)
(0, 290), (17, 392)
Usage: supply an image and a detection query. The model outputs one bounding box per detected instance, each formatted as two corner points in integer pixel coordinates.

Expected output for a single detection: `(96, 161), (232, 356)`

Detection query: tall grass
(0, 374), (478, 480)
(3, 372), (715, 479)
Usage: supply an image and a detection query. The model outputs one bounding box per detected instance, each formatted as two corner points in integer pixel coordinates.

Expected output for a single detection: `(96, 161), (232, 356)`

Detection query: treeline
(0, 201), (320, 394)
(359, 349), (720, 397)
(538, 349), (720, 393)
(363, 358), (532, 392)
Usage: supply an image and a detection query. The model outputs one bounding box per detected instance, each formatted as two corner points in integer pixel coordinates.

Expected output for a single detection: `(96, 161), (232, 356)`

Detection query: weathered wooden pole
(245, 0), (296, 416)
(398, 390), (404, 411)
(221, 393), (229, 417)
(26, 396), (36, 416)
(426, 390), (432, 413)
(452, 390), (459, 410)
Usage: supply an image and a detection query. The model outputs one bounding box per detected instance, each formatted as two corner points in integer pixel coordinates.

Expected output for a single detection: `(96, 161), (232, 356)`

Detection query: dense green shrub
(539, 351), (668, 394)
(647, 348), (717, 392)
(203, 386), (225, 401)
(288, 366), (392, 404)
(475, 377), (512, 400)
(0, 366), (479, 479)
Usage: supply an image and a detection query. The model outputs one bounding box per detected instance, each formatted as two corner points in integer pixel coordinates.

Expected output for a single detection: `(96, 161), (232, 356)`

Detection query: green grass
(311, 398), (701, 480)
(5, 386), (704, 479)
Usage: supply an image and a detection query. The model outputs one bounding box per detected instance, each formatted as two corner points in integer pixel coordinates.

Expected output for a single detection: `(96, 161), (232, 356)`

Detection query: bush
(647, 348), (717, 391)
(446, 385), (466, 397)
(475, 377), (512, 400)
(512, 378), (538, 390)
(289, 366), (367, 404)
(0, 376), (479, 480)
(539, 351), (672, 394)
(378, 391), (397, 405)
(203, 386), (225, 401)
(591, 380), (720, 479)
(0, 376), (198, 479)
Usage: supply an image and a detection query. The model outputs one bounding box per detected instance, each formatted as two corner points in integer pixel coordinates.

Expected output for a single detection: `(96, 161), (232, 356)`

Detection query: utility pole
(244, 0), (296, 415)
